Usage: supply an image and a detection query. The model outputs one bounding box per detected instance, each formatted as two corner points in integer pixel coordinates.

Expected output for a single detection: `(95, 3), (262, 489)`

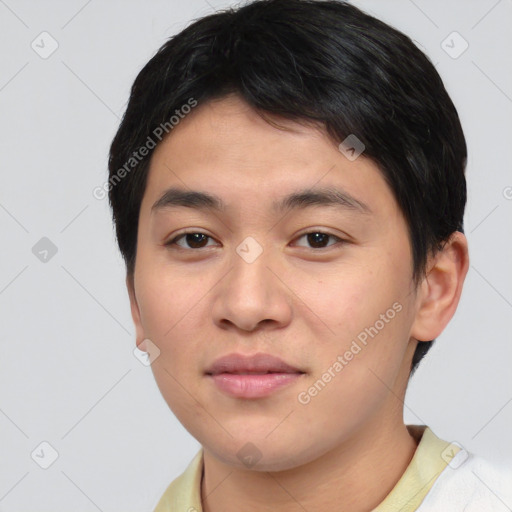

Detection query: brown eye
(307, 232), (330, 248)
(295, 231), (342, 249)
(167, 232), (216, 249)
(184, 233), (209, 248)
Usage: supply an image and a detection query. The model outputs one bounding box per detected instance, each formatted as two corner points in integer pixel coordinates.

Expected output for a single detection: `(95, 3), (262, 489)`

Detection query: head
(108, 0), (468, 470)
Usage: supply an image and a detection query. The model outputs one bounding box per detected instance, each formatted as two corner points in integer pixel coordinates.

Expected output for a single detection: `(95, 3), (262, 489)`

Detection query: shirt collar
(153, 425), (458, 512)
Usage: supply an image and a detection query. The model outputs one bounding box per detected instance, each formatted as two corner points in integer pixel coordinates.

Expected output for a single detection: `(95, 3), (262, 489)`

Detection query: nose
(211, 242), (293, 333)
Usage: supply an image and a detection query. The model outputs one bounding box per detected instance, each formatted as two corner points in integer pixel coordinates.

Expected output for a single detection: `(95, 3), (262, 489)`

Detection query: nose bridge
(213, 235), (291, 331)
(235, 235), (266, 267)
(229, 235), (273, 301)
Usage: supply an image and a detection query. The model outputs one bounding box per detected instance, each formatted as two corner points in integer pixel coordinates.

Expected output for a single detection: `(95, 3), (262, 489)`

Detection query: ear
(126, 274), (149, 352)
(411, 232), (469, 342)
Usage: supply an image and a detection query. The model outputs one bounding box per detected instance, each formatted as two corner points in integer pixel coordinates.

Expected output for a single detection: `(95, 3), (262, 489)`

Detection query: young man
(107, 0), (511, 510)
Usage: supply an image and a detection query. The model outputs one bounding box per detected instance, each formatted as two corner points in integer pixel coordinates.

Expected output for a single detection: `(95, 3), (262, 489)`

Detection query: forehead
(141, 95), (397, 217)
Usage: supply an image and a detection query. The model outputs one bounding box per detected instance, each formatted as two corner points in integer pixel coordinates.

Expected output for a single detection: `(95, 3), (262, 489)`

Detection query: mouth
(206, 352), (304, 375)
(205, 352), (305, 399)
(210, 370), (298, 375)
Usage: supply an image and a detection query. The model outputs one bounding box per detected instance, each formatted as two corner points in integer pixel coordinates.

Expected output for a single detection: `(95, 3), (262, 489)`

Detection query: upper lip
(205, 353), (304, 375)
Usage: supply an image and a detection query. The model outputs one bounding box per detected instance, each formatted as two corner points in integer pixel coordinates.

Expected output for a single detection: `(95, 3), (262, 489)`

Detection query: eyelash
(165, 230), (345, 251)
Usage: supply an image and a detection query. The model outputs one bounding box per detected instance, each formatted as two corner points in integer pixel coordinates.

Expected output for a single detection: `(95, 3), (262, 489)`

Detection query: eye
(166, 231), (218, 249)
(166, 230), (345, 251)
(293, 231), (343, 249)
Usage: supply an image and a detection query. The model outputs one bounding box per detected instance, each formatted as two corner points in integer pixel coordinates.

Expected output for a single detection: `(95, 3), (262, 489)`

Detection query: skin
(127, 94), (469, 511)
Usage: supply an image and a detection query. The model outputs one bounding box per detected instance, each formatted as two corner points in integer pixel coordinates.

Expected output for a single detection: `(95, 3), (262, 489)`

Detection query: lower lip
(209, 373), (303, 398)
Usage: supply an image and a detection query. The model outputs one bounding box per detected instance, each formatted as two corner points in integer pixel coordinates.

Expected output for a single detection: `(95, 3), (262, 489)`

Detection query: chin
(203, 434), (329, 473)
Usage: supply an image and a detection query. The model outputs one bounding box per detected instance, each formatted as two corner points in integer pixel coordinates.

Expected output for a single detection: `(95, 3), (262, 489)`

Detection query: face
(128, 94), (423, 471)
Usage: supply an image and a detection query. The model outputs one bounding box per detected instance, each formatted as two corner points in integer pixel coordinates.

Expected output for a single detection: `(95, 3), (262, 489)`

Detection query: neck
(201, 416), (418, 512)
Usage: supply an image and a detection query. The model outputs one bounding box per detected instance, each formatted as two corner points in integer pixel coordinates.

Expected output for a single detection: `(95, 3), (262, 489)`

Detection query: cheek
(135, 269), (208, 368)
(298, 253), (414, 384)
(303, 262), (403, 336)
(137, 254), (205, 328)
(135, 273), (209, 416)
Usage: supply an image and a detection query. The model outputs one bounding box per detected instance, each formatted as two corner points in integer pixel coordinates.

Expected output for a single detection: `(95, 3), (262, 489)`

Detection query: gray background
(0, 0), (511, 510)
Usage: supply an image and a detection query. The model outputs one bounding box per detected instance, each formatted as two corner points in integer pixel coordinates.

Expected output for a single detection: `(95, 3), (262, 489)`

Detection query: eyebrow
(151, 186), (371, 215)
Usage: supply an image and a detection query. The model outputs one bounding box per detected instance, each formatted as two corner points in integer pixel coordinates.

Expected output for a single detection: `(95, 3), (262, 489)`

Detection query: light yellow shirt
(153, 425), (459, 512)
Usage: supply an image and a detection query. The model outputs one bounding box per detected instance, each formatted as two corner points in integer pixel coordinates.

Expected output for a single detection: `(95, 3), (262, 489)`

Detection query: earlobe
(410, 232), (469, 342)
(126, 274), (148, 351)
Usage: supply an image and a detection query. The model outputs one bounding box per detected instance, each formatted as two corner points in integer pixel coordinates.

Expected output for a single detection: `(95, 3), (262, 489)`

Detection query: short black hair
(108, 0), (467, 373)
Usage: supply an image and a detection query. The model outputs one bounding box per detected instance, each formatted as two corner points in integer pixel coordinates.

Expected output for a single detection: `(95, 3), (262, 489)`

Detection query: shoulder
(418, 452), (512, 511)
